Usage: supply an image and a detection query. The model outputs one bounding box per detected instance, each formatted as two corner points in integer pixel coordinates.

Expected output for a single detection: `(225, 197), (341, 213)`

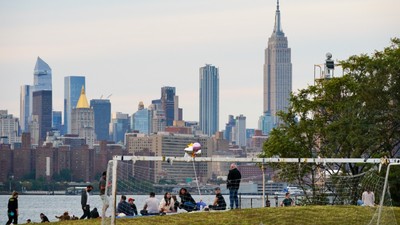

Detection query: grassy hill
(48, 206), (400, 225)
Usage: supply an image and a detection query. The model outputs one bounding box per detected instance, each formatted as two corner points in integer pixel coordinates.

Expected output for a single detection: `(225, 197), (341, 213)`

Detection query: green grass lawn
(46, 206), (400, 225)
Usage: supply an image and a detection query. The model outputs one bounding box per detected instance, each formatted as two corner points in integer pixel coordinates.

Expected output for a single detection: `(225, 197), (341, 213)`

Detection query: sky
(0, 0), (399, 129)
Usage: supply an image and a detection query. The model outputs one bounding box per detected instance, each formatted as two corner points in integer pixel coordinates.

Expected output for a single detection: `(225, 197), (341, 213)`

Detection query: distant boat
(274, 186), (303, 196)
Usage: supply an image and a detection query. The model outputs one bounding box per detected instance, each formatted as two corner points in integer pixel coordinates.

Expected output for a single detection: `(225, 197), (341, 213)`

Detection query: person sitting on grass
(280, 192), (294, 207)
(159, 192), (176, 213)
(128, 198), (138, 216)
(172, 195), (179, 212)
(40, 213), (50, 223)
(178, 188), (198, 212)
(140, 192), (160, 216)
(117, 195), (134, 216)
(208, 187), (226, 210)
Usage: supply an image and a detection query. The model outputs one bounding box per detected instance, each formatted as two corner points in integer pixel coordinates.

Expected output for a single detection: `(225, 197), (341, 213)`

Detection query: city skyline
(0, 0), (399, 129)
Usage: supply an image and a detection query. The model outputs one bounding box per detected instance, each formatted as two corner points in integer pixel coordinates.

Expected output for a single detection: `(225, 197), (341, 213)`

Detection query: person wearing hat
(208, 187), (226, 210)
(6, 191), (18, 225)
(117, 195), (134, 216)
(128, 198), (138, 216)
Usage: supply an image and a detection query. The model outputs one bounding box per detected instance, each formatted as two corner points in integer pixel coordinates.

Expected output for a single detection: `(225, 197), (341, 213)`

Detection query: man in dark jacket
(6, 191), (18, 225)
(227, 163), (241, 209)
(80, 185), (93, 219)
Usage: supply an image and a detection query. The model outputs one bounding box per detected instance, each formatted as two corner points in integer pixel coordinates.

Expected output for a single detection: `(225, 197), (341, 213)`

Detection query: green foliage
(260, 38), (400, 204)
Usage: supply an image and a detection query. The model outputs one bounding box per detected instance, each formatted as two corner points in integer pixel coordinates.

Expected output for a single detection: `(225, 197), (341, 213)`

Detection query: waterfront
(0, 194), (281, 224)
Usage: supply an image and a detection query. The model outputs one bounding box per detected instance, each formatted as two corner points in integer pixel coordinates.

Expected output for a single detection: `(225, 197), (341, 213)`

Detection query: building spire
(273, 0), (284, 36)
(76, 85), (89, 109)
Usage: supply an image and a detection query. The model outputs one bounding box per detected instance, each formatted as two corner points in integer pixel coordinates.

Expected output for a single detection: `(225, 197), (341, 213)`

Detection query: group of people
(114, 163), (242, 217)
(4, 163), (243, 223)
(116, 187), (228, 217)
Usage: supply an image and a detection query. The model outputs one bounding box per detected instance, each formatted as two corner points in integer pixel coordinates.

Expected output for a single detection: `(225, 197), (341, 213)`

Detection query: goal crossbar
(112, 155), (400, 164)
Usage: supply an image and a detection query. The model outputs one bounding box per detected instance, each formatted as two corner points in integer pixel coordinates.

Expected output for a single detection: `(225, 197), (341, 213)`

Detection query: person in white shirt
(362, 189), (375, 206)
(140, 192), (160, 215)
(159, 192), (175, 213)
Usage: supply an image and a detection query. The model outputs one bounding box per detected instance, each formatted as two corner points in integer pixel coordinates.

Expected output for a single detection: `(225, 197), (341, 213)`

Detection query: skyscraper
(261, 0), (292, 134)
(199, 64), (219, 136)
(33, 57), (52, 92)
(161, 86), (176, 126)
(149, 99), (166, 133)
(32, 90), (52, 143)
(64, 76), (85, 134)
(71, 87), (95, 148)
(224, 115), (236, 143)
(20, 57), (52, 133)
(109, 112), (130, 144)
(235, 114), (247, 147)
(90, 99), (111, 141)
(131, 101), (153, 135)
(20, 85), (31, 132)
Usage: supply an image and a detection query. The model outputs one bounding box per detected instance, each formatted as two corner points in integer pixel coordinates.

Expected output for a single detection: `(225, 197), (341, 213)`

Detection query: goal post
(103, 156), (400, 225)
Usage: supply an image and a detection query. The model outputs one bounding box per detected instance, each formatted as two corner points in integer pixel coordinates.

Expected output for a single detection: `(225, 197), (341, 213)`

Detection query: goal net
(102, 157), (397, 225)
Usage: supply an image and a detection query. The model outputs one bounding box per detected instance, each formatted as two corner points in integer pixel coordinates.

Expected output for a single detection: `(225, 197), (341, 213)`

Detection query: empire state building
(260, 0), (292, 134)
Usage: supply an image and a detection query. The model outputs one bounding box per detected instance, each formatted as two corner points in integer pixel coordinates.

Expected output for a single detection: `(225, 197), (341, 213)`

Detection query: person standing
(280, 192), (294, 207)
(362, 189), (375, 206)
(227, 163), (241, 209)
(80, 185), (93, 219)
(6, 191), (18, 225)
(99, 171), (109, 218)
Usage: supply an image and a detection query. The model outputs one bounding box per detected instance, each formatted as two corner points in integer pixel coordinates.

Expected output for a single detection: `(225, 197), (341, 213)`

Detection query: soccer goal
(102, 156), (399, 225)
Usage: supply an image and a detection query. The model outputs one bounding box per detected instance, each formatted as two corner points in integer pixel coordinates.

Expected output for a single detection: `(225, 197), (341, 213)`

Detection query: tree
(260, 38), (400, 204)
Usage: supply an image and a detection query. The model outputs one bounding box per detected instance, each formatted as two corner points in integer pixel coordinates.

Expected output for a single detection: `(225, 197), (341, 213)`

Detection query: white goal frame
(106, 156), (400, 225)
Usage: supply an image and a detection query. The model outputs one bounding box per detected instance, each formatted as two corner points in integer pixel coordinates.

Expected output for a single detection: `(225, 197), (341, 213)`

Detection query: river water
(0, 194), (278, 224)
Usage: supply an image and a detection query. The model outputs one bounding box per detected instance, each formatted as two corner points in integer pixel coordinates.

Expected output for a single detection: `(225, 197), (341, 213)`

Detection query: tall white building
(261, 0), (292, 134)
(235, 114), (247, 147)
(20, 85), (31, 132)
(0, 110), (20, 145)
